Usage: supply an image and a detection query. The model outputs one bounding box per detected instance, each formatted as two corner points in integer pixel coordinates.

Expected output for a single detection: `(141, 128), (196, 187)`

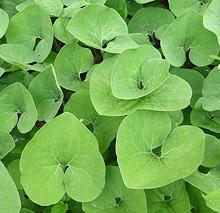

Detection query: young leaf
(111, 45), (168, 100)
(64, 90), (123, 153)
(54, 43), (93, 91)
(146, 180), (191, 213)
(0, 131), (15, 159)
(6, 5), (53, 63)
(160, 10), (219, 67)
(0, 161), (21, 213)
(20, 113), (105, 205)
(116, 110), (205, 189)
(82, 166), (147, 213)
(28, 65), (63, 122)
(67, 4), (128, 49)
(0, 82), (37, 133)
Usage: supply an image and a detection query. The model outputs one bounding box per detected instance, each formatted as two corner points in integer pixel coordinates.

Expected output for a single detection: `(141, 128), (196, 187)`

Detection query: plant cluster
(1, 0), (220, 212)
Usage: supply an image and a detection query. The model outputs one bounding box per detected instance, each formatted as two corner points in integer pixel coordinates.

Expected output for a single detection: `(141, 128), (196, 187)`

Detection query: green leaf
(0, 82), (37, 133)
(116, 110), (205, 189)
(190, 99), (220, 133)
(6, 5), (53, 63)
(7, 159), (22, 189)
(185, 165), (220, 193)
(168, 0), (211, 17)
(20, 112), (105, 205)
(111, 45), (169, 100)
(53, 17), (76, 44)
(202, 134), (220, 168)
(204, 0), (220, 44)
(0, 131), (15, 159)
(64, 90), (123, 153)
(135, 0), (155, 3)
(128, 7), (174, 38)
(199, 67), (220, 111)
(67, 4), (128, 49)
(146, 180), (190, 213)
(204, 189), (220, 212)
(160, 10), (219, 67)
(28, 65), (63, 122)
(0, 161), (21, 213)
(34, 0), (63, 16)
(0, 44), (36, 68)
(82, 166), (147, 213)
(105, 0), (127, 19)
(171, 68), (205, 107)
(90, 56), (192, 116)
(51, 202), (68, 213)
(0, 9), (9, 39)
(168, 111), (183, 129)
(54, 43), (93, 91)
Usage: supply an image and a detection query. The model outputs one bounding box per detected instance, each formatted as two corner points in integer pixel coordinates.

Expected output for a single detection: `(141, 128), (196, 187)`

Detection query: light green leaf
(185, 165), (220, 193)
(190, 99), (220, 133)
(16, 0), (35, 12)
(128, 7), (174, 38)
(202, 134), (220, 168)
(200, 67), (220, 111)
(0, 161), (21, 213)
(146, 180), (190, 213)
(0, 44), (36, 68)
(105, 0), (127, 19)
(28, 65), (63, 122)
(53, 17), (76, 44)
(111, 45), (169, 100)
(204, 0), (220, 44)
(83, 166), (147, 213)
(116, 110), (205, 189)
(67, 4), (128, 49)
(20, 113), (105, 205)
(51, 202), (68, 213)
(64, 90), (123, 153)
(171, 68), (205, 107)
(168, 0), (211, 17)
(0, 9), (9, 39)
(0, 82), (37, 133)
(90, 56), (192, 116)
(204, 189), (220, 212)
(54, 43), (93, 91)
(134, 0), (155, 3)
(6, 5), (53, 63)
(34, 0), (63, 16)
(160, 10), (219, 67)
(168, 111), (183, 129)
(0, 131), (15, 159)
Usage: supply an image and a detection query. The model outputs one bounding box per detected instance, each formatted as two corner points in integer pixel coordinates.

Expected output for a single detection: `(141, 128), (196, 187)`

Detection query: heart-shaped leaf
(128, 7), (174, 38)
(28, 65), (63, 122)
(160, 10), (219, 67)
(0, 131), (15, 159)
(204, 0), (220, 44)
(190, 99), (220, 133)
(168, 0), (211, 17)
(0, 82), (37, 133)
(64, 90), (123, 153)
(6, 5), (53, 63)
(54, 43), (93, 91)
(82, 166), (147, 213)
(111, 45), (169, 100)
(90, 56), (192, 116)
(20, 112), (105, 205)
(67, 4), (128, 50)
(185, 164), (220, 194)
(0, 161), (21, 213)
(146, 180), (190, 213)
(116, 110), (205, 189)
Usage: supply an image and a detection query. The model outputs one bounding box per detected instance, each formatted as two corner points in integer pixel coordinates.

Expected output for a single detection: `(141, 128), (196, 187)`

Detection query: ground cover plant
(1, 0), (220, 212)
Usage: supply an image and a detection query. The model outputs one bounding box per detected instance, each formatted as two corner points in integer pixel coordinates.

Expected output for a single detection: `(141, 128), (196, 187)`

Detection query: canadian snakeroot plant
(0, 0), (220, 212)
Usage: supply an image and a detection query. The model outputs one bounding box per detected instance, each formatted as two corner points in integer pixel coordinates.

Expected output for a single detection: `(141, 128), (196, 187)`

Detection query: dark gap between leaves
(115, 197), (122, 206)
(164, 195), (172, 204)
(152, 146), (162, 158)
(33, 37), (41, 51)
